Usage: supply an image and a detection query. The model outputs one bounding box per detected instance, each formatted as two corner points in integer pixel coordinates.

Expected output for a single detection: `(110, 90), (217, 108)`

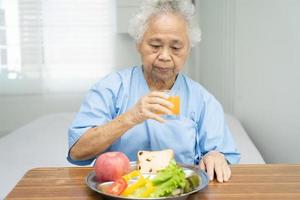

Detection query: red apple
(94, 152), (130, 182)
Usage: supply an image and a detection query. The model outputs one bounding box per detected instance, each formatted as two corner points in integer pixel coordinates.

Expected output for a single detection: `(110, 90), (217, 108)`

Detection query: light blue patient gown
(67, 66), (240, 165)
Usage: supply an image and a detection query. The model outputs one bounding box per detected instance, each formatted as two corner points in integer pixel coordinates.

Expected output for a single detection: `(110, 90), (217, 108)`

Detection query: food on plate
(94, 152), (130, 182)
(95, 149), (201, 198)
(137, 149), (174, 173)
(98, 161), (200, 198)
(122, 170), (141, 182)
(183, 174), (200, 193)
(122, 172), (148, 197)
(149, 160), (187, 197)
(105, 169), (152, 197)
(105, 177), (128, 195)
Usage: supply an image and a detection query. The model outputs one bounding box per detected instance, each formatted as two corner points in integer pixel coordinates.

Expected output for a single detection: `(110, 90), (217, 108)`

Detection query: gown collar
(137, 66), (182, 95)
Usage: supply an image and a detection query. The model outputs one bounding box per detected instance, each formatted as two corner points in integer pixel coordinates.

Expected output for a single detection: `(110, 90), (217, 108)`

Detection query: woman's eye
(172, 46), (181, 51)
(150, 44), (160, 48)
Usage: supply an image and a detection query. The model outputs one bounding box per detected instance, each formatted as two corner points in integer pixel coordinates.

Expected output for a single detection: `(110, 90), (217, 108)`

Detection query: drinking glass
(164, 90), (180, 115)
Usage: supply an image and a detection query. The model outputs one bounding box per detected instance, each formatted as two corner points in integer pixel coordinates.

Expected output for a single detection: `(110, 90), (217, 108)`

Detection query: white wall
(115, 34), (140, 69)
(196, 0), (236, 113)
(197, 0), (300, 163)
(235, 0), (300, 163)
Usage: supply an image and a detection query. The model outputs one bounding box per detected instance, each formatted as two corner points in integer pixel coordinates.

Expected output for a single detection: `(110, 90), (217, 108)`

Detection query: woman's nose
(158, 48), (171, 61)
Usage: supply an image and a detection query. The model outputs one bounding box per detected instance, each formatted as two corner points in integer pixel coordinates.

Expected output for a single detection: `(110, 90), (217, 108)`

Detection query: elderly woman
(68, 0), (240, 182)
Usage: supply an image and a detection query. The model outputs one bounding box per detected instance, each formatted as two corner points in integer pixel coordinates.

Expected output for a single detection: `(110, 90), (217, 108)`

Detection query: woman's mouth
(153, 66), (173, 73)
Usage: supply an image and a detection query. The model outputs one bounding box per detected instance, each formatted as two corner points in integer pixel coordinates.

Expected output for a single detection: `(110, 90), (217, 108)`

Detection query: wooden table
(5, 165), (300, 200)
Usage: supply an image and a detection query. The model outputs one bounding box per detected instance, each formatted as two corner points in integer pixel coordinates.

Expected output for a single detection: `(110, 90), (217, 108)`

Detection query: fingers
(201, 151), (231, 183)
(205, 158), (215, 181)
(215, 160), (229, 183)
(216, 163), (231, 183)
(132, 91), (177, 123)
(148, 91), (170, 99)
(146, 92), (174, 111)
(215, 163), (224, 182)
(144, 110), (166, 123)
(142, 91), (175, 121)
(147, 97), (174, 110)
(147, 102), (173, 115)
(223, 165), (231, 182)
(199, 160), (206, 171)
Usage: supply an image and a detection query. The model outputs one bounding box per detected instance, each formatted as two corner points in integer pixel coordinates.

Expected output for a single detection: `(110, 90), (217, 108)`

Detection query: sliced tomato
(106, 177), (127, 195)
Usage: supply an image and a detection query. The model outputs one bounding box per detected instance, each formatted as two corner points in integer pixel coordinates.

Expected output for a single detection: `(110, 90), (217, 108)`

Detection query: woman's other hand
(127, 91), (174, 124)
(199, 150), (231, 182)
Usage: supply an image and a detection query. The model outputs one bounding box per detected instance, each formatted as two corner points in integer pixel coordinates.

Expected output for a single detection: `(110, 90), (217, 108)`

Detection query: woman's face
(138, 13), (190, 83)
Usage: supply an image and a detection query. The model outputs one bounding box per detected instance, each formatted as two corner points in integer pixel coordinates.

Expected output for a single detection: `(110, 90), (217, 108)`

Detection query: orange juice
(168, 96), (180, 115)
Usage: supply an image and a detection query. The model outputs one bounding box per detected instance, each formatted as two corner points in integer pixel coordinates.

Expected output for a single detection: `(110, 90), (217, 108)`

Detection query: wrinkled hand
(127, 91), (173, 124)
(199, 151), (231, 182)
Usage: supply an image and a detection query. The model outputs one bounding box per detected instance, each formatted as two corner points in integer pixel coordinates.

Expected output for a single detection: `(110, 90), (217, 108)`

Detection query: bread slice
(137, 149), (174, 173)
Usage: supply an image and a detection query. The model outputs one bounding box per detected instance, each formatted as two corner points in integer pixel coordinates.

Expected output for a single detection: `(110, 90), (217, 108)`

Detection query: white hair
(128, 0), (201, 47)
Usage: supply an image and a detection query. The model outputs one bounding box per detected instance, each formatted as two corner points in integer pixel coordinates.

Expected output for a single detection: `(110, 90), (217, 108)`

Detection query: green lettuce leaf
(150, 160), (186, 197)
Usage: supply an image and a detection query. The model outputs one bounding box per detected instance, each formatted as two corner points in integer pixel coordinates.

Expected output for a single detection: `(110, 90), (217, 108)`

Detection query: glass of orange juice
(164, 90), (180, 115)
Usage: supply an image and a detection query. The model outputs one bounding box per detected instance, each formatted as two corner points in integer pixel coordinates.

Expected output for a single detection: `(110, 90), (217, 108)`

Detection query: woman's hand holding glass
(127, 91), (174, 124)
